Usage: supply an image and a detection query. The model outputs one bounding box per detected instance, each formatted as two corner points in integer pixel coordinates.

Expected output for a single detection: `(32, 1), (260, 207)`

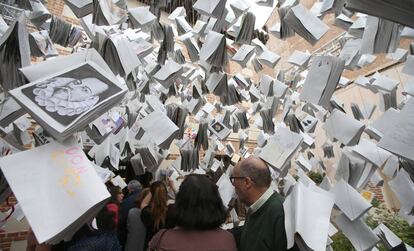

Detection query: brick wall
(0, 231), (28, 251)
(47, 0), (80, 25)
(367, 183), (385, 203)
(0, 196), (28, 251)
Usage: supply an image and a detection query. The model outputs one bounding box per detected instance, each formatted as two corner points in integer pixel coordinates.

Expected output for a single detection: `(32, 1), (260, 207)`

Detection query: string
(84, 7), (97, 63)
(394, 66), (406, 94)
(0, 92), (7, 121)
(84, 23), (95, 63)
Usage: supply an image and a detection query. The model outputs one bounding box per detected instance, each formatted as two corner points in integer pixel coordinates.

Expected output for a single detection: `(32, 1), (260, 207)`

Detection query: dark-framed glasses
(229, 176), (247, 184)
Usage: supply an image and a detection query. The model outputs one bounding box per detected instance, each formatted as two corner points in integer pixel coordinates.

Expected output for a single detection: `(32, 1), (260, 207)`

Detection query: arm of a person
(140, 206), (152, 229)
(140, 192), (152, 209)
(166, 177), (177, 195)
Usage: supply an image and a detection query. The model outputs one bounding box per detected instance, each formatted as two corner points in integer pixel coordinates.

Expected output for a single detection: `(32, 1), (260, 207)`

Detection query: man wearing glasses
(230, 156), (287, 251)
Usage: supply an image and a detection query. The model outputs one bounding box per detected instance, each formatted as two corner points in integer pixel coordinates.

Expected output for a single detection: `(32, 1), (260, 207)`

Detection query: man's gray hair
(127, 180), (142, 191)
(239, 157), (271, 188)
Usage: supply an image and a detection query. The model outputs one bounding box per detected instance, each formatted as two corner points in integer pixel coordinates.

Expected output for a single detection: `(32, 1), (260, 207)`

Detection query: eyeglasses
(229, 176), (247, 184)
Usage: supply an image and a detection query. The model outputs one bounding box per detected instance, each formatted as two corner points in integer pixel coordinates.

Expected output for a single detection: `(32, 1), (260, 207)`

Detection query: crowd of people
(27, 156), (288, 251)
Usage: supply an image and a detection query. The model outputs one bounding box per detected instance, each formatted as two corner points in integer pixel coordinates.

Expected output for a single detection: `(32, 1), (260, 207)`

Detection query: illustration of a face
(33, 77), (109, 116)
(52, 79), (95, 102)
(68, 83), (93, 102)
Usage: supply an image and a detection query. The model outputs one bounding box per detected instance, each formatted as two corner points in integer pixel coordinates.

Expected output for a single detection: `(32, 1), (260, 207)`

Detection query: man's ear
(245, 177), (254, 188)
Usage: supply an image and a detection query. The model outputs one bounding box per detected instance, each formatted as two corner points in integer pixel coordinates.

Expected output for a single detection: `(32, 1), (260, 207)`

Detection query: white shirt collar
(248, 186), (273, 214)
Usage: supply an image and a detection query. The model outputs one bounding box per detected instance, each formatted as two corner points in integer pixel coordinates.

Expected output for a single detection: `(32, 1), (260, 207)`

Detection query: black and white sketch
(20, 63), (122, 126)
(10, 61), (126, 140)
(33, 77), (107, 114)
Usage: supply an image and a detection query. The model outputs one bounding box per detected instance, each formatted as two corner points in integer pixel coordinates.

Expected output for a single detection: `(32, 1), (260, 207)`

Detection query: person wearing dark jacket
(230, 156), (287, 251)
(125, 188), (150, 251)
(118, 180), (142, 247)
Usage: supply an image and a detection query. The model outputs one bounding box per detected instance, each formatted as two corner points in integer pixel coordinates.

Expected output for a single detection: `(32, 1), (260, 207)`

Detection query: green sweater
(234, 193), (287, 251)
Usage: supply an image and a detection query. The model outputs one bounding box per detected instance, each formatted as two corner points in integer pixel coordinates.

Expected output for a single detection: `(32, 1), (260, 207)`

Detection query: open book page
(378, 98), (414, 161)
(64, 0), (93, 18)
(0, 14), (31, 91)
(216, 173), (235, 208)
(365, 107), (399, 140)
(334, 214), (380, 251)
(284, 4), (329, 44)
(352, 139), (392, 167)
(284, 181), (334, 250)
(288, 50), (311, 67)
(373, 223), (403, 248)
(330, 179), (372, 221)
(403, 55), (414, 76)
(388, 169), (414, 216)
(323, 109), (365, 146)
(0, 137), (110, 244)
(259, 127), (303, 171)
(139, 110), (179, 149)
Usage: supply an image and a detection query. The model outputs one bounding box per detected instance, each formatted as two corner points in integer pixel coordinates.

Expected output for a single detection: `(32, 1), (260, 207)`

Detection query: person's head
(135, 188), (150, 208)
(231, 156), (271, 206)
(127, 180), (142, 193)
(175, 174), (226, 230)
(149, 181), (168, 230)
(109, 186), (124, 204)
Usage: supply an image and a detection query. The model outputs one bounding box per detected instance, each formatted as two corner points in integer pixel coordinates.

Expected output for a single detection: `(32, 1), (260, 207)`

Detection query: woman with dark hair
(141, 181), (176, 250)
(148, 174), (237, 251)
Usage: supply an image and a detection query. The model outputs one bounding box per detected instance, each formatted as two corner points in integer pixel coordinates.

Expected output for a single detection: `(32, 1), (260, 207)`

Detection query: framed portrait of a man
(10, 61), (127, 139)
(208, 120), (231, 140)
(212, 121), (224, 133)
